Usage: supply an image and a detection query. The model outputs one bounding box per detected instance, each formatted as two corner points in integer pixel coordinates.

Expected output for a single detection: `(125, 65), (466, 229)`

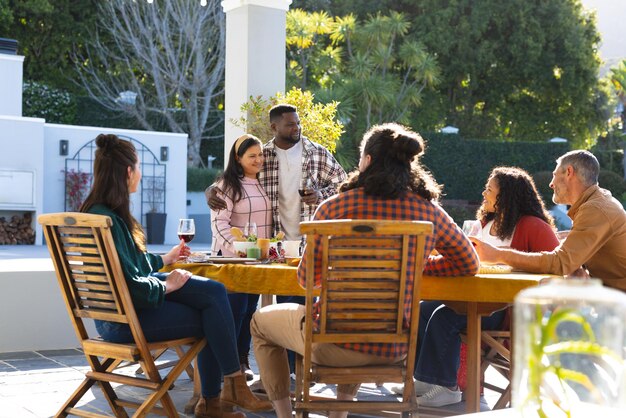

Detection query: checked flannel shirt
(297, 187), (480, 358)
(259, 137), (347, 237)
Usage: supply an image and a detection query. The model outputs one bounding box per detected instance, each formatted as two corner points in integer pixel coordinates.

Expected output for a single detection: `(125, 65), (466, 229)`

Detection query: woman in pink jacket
(210, 134), (272, 381)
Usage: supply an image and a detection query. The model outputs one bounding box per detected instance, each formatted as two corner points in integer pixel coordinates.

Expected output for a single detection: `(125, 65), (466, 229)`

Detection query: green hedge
(531, 171), (554, 205)
(421, 134), (570, 202)
(599, 170), (626, 198)
(187, 167), (222, 192)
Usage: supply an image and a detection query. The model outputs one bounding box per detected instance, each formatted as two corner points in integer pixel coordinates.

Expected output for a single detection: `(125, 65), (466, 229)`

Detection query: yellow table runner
(160, 262), (304, 296)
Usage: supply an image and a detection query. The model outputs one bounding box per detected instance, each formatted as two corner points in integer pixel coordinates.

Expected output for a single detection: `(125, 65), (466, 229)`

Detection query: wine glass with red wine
(177, 218), (195, 243)
(298, 178), (314, 197)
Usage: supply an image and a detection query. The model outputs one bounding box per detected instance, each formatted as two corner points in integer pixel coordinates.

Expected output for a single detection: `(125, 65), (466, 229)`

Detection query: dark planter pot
(146, 212), (167, 245)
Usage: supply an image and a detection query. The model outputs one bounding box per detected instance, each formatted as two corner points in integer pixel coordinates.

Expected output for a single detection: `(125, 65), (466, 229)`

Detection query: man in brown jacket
(472, 150), (626, 291)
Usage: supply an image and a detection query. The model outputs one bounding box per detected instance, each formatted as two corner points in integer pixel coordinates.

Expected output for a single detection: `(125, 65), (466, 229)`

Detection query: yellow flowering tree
(232, 87), (343, 153)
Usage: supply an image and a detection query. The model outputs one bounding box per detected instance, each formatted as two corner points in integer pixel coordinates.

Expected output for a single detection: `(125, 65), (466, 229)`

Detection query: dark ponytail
(80, 134), (146, 252)
(340, 123), (441, 201)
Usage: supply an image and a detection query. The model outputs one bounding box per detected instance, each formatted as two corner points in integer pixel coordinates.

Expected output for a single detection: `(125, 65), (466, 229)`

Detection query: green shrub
(593, 150), (624, 177)
(532, 171), (555, 207)
(187, 167), (221, 192)
(23, 81), (76, 124)
(440, 201), (479, 226)
(421, 134), (569, 201)
(599, 170), (626, 198)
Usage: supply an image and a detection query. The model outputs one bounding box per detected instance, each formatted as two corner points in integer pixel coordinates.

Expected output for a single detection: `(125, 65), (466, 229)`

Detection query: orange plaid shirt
(297, 188), (479, 358)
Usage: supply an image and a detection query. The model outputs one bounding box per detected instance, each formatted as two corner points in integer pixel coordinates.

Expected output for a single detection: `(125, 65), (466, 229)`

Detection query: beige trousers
(250, 303), (404, 400)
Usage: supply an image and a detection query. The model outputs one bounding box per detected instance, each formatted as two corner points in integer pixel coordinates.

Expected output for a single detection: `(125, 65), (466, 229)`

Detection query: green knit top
(87, 204), (165, 309)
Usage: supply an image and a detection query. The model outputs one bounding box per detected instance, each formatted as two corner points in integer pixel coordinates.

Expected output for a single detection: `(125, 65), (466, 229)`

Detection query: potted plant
(144, 176), (166, 245)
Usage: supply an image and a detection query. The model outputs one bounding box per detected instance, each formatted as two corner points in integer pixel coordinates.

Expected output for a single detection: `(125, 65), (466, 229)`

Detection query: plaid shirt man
(259, 136), (347, 237)
(297, 187), (480, 358)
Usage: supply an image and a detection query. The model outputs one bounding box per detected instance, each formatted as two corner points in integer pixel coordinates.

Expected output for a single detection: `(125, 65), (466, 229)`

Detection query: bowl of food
(233, 241), (257, 258)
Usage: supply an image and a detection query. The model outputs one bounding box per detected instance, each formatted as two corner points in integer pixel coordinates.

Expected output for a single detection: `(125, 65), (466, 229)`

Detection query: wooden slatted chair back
(295, 219), (433, 417)
(44, 214), (131, 324)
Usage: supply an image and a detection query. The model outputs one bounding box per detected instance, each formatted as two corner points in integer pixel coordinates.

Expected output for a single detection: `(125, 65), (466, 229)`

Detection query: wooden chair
(39, 213), (206, 418)
(295, 219), (433, 418)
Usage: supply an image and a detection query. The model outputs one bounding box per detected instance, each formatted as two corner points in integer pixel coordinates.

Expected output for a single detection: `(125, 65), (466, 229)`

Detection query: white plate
(205, 257), (258, 264)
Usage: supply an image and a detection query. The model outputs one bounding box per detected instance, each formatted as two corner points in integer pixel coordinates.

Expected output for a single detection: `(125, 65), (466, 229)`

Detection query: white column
(221, 0), (292, 165)
(0, 54), (25, 117)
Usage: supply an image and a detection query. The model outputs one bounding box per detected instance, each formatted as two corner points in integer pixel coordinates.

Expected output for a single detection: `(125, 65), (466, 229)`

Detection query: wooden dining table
(161, 261), (557, 413)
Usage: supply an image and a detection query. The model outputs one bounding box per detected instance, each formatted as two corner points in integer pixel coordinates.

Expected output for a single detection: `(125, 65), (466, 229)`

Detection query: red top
(509, 215), (560, 252)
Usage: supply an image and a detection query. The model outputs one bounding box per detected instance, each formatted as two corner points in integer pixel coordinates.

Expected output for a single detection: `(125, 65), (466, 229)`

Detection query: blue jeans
(276, 295), (306, 373)
(95, 273), (240, 398)
(228, 292), (260, 357)
(413, 301), (505, 387)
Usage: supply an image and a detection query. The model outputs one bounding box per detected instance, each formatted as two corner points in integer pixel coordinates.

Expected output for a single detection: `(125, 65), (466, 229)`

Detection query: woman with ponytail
(250, 123), (479, 418)
(81, 134), (271, 418)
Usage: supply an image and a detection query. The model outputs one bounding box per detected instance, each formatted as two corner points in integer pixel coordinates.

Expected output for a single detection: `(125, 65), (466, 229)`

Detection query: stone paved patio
(0, 348), (503, 418)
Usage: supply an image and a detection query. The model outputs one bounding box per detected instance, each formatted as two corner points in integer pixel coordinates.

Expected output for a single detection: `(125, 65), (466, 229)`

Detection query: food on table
(230, 227), (245, 241)
(186, 252), (208, 263)
(268, 245), (285, 260)
(287, 257), (301, 267)
(478, 264), (513, 274)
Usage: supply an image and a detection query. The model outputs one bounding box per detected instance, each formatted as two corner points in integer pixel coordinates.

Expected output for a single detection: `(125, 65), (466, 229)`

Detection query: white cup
(282, 240), (301, 257)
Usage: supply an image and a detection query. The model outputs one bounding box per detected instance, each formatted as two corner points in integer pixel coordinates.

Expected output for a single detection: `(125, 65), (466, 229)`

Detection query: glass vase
(513, 278), (626, 417)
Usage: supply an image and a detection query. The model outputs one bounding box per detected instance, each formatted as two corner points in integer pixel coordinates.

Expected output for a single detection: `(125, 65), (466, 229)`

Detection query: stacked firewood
(0, 213), (35, 245)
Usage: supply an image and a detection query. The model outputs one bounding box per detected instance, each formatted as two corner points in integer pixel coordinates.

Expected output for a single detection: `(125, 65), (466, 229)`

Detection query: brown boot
(221, 374), (273, 412)
(239, 353), (254, 381)
(194, 396), (245, 418)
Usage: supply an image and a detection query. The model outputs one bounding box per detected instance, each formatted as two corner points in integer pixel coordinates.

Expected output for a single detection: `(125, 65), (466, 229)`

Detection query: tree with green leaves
(233, 87), (343, 154)
(294, 0), (608, 148)
(0, 0), (99, 92)
(610, 59), (626, 131)
(412, 0), (605, 145)
(285, 9), (441, 167)
(286, 9), (338, 89)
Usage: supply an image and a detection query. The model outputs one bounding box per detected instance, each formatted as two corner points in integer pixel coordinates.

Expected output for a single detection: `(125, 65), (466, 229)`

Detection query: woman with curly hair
(475, 166), (559, 250)
(392, 166), (560, 407)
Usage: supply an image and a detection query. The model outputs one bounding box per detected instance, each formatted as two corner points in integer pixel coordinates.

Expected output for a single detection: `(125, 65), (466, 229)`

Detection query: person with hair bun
(211, 134), (272, 381)
(250, 123), (479, 418)
(80, 134), (271, 418)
